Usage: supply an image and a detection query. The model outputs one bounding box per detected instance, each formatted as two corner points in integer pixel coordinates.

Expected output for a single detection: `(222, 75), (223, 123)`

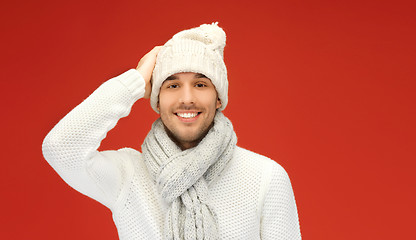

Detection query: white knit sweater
(42, 69), (301, 239)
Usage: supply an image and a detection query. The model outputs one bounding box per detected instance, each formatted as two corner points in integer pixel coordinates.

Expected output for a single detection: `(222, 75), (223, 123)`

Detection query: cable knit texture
(42, 70), (301, 239)
(142, 112), (237, 239)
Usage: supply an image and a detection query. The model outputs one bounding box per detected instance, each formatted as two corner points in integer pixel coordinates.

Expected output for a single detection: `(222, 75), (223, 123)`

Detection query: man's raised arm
(42, 47), (160, 208)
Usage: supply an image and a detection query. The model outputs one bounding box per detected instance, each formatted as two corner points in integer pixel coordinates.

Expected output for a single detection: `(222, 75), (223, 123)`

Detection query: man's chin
(162, 126), (197, 148)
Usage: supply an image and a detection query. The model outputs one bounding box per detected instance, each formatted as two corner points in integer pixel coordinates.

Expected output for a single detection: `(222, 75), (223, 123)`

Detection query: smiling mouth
(176, 112), (201, 119)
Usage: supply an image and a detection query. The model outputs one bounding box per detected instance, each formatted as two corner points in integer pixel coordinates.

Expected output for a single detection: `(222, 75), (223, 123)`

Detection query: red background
(1, 0), (415, 239)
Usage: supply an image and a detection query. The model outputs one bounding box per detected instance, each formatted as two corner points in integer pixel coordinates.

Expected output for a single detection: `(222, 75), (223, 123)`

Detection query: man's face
(157, 72), (221, 150)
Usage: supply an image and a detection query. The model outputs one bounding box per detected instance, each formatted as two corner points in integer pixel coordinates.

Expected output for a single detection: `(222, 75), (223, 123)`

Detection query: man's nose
(179, 85), (195, 105)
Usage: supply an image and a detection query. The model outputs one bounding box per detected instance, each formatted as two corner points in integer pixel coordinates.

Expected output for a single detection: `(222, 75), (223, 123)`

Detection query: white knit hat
(151, 22), (228, 113)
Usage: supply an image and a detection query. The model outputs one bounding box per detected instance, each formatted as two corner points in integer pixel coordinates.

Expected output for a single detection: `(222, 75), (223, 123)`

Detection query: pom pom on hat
(151, 22), (228, 113)
(172, 22), (226, 55)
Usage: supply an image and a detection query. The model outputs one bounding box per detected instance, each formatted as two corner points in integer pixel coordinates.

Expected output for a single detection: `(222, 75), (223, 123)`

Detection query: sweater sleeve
(260, 162), (302, 239)
(42, 69), (145, 209)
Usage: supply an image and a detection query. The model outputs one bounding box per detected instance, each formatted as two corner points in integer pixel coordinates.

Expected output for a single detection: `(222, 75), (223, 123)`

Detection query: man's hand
(136, 46), (162, 99)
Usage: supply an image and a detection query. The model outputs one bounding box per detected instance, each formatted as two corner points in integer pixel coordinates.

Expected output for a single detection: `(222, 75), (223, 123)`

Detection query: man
(42, 23), (301, 239)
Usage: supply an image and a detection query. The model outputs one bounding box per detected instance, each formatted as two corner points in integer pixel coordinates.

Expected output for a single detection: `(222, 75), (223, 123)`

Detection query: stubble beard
(162, 117), (215, 150)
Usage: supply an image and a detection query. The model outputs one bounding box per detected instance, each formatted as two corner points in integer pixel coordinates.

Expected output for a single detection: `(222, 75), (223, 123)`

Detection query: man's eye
(168, 84), (179, 88)
(196, 83), (207, 87)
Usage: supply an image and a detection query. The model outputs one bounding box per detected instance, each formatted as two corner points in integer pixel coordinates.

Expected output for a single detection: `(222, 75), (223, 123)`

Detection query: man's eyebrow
(195, 73), (208, 79)
(165, 75), (178, 81)
(165, 73), (208, 81)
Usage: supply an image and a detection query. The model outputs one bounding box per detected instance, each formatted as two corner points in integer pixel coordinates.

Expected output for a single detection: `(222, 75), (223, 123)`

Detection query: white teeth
(177, 112), (198, 118)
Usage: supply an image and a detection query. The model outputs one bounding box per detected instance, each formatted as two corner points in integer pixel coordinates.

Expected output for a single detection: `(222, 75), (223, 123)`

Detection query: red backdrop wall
(1, 0), (415, 239)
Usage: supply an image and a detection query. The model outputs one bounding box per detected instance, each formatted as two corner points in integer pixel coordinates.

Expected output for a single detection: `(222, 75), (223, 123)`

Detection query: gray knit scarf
(141, 112), (237, 240)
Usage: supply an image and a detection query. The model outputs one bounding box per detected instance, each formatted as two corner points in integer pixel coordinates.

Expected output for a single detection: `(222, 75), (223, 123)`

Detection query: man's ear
(216, 98), (222, 109)
(157, 102), (160, 111)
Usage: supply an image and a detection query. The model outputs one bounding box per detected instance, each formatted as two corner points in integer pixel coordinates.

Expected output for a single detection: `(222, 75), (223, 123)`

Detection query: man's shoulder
(99, 147), (145, 172)
(117, 147), (142, 158)
(99, 147), (142, 161)
(222, 146), (285, 181)
(233, 146), (291, 180)
(211, 146), (286, 204)
(233, 146), (281, 169)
